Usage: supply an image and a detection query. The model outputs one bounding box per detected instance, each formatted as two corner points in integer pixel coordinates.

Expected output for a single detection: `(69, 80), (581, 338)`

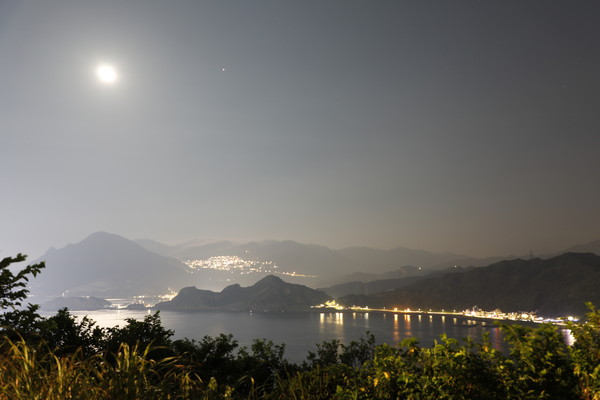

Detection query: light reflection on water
(393, 314), (400, 343)
(404, 314), (412, 338)
(41, 309), (525, 362)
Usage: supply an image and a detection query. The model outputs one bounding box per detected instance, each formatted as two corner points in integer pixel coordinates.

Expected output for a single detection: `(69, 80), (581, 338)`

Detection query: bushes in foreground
(1, 308), (600, 399)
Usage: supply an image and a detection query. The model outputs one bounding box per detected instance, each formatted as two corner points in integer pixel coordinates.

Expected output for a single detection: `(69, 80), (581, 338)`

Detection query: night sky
(1, 1), (599, 259)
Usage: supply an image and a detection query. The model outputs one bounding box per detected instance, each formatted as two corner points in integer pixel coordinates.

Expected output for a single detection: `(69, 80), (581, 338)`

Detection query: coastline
(312, 307), (551, 327)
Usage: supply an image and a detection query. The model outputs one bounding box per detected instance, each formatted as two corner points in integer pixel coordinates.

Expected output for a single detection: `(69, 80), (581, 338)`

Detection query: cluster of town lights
(184, 256), (277, 273)
(183, 256), (316, 278)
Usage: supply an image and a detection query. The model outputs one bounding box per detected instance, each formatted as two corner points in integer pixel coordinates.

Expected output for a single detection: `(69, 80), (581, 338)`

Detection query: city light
(183, 256), (316, 278)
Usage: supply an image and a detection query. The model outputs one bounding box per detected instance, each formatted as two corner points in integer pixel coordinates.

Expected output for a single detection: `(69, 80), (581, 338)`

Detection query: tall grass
(0, 339), (229, 400)
(0, 339), (92, 399)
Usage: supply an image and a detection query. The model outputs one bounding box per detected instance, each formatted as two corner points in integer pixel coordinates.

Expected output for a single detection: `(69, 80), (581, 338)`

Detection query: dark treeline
(2, 254), (600, 399)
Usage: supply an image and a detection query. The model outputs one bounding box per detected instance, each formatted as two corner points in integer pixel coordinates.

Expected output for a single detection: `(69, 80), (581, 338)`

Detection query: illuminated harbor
(312, 301), (577, 325)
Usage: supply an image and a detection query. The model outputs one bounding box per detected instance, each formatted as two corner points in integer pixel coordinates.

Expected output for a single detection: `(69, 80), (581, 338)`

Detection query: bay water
(44, 308), (509, 363)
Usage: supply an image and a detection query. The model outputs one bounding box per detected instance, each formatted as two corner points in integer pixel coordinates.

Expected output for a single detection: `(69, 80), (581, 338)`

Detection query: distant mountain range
(136, 237), (600, 289)
(156, 275), (331, 312)
(136, 239), (474, 274)
(27, 231), (600, 314)
(135, 238), (501, 286)
(338, 253), (600, 316)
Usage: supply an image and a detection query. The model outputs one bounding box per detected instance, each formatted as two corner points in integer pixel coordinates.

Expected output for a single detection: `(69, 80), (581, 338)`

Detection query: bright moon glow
(96, 64), (118, 84)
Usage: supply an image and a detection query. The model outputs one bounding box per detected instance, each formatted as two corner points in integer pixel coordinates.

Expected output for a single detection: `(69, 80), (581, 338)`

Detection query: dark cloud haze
(2, 1), (600, 259)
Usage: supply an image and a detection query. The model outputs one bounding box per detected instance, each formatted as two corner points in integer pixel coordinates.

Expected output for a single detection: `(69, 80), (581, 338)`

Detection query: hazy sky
(2, 0), (599, 259)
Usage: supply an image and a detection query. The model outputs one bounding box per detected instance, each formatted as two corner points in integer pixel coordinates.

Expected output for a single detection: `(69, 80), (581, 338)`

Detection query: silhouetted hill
(316, 265), (424, 288)
(145, 239), (238, 260)
(338, 253), (600, 316)
(552, 239), (600, 257)
(31, 232), (191, 298)
(337, 246), (465, 273)
(319, 266), (470, 298)
(156, 275), (331, 312)
(133, 238), (179, 258)
(430, 255), (521, 270)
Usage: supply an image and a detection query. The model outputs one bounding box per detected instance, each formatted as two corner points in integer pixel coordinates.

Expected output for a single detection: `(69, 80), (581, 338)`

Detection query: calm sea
(41, 308), (514, 362)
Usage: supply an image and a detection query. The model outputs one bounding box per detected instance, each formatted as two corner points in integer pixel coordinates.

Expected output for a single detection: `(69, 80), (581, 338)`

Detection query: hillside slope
(338, 253), (600, 316)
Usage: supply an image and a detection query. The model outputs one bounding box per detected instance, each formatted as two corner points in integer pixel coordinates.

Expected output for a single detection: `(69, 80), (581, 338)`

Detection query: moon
(95, 64), (118, 84)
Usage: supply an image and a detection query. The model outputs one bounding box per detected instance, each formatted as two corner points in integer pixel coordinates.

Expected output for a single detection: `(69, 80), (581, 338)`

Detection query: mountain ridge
(156, 275), (331, 312)
(338, 252), (600, 316)
(30, 231), (600, 300)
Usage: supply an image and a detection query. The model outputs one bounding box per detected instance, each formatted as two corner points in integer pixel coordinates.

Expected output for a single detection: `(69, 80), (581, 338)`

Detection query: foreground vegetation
(2, 254), (600, 399)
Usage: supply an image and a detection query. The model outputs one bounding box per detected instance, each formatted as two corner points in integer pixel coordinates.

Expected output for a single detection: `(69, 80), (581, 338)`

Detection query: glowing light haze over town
(1, 1), (599, 260)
